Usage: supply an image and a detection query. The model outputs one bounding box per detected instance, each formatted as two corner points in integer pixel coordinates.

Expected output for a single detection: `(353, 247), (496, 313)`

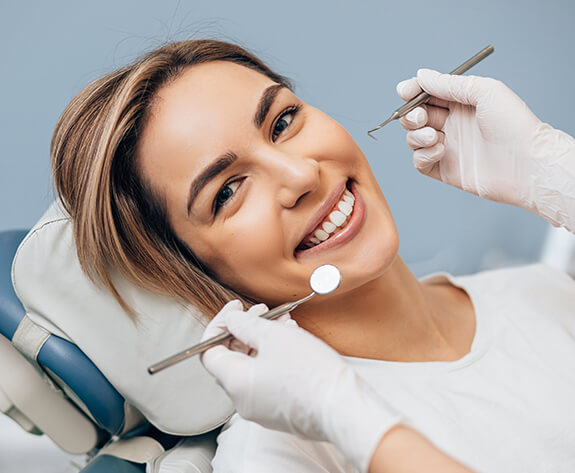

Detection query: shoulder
(453, 263), (575, 297)
(212, 414), (355, 473)
(450, 264), (575, 323)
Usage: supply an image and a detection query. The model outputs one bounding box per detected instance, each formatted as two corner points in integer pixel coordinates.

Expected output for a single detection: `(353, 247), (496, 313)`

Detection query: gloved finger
(406, 127), (439, 150)
(424, 104), (449, 131)
(247, 303), (269, 316)
(201, 345), (251, 392)
(275, 312), (297, 325)
(399, 103), (450, 131)
(397, 76), (450, 108)
(223, 309), (275, 349)
(218, 302), (268, 346)
(201, 344), (230, 368)
(201, 299), (244, 341)
(413, 140), (445, 179)
(228, 337), (253, 354)
(396, 77), (421, 101)
(399, 107), (427, 130)
(417, 68), (491, 107)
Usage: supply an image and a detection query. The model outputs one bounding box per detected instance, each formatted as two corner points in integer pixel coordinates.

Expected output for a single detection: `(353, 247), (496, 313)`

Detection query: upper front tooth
(329, 210), (346, 226)
(322, 221), (336, 233)
(314, 229), (329, 241)
(338, 201), (353, 216)
(343, 194), (354, 205)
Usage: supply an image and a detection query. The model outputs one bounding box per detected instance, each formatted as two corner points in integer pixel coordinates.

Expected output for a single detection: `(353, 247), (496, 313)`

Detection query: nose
(264, 149), (320, 208)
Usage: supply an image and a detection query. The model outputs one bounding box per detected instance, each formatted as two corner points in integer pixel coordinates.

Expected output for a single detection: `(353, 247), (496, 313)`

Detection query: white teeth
(300, 186), (357, 251)
(329, 210), (346, 226)
(337, 201), (352, 216)
(314, 229), (329, 241)
(322, 221), (336, 233)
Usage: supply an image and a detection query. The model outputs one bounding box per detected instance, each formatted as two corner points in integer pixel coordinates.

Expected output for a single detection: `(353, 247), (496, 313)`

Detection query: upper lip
(295, 179), (348, 251)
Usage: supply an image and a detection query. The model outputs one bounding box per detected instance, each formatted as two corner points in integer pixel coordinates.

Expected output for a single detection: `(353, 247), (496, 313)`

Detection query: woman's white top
(212, 264), (575, 473)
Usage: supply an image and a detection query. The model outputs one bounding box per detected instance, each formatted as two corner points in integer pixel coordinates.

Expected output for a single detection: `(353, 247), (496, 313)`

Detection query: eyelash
(212, 104), (301, 216)
(213, 179), (242, 215)
(271, 104), (301, 142)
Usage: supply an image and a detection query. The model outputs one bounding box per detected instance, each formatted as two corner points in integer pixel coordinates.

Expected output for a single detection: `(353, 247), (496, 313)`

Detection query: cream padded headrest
(12, 202), (234, 435)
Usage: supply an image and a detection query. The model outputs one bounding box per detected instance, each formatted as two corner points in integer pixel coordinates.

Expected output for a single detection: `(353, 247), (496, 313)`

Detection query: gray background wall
(1, 0), (573, 277)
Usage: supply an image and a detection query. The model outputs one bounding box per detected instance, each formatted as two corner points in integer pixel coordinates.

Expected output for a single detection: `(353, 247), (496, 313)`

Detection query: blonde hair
(51, 39), (292, 319)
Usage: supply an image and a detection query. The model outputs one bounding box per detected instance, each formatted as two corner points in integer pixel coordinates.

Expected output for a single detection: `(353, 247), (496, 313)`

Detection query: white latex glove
(201, 300), (403, 473)
(397, 69), (575, 233)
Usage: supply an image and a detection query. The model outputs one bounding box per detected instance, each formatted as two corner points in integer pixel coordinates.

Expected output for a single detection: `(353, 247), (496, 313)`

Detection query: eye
(213, 180), (241, 215)
(272, 105), (300, 142)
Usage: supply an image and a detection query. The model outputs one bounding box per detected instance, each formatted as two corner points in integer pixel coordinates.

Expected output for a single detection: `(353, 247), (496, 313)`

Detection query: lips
(298, 188), (355, 249)
(295, 179), (364, 256)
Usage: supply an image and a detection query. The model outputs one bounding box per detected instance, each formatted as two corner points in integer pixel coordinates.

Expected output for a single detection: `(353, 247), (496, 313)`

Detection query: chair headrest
(12, 202), (234, 435)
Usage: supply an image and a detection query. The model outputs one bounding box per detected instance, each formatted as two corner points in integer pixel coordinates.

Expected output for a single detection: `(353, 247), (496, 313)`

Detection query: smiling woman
(49, 39), (575, 473)
(135, 58), (398, 309)
(52, 40), (294, 318)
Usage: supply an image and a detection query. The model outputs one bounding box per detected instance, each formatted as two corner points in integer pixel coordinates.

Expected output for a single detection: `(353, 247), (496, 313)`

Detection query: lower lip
(295, 181), (366, 258)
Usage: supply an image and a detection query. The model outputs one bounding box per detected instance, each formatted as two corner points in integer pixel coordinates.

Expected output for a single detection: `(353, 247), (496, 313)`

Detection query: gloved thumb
(223, 304), (272, 350)
(417, 68), (490, 107)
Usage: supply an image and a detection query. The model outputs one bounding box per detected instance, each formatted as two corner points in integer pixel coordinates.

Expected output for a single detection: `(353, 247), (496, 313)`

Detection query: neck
(291, 256), (472, 362)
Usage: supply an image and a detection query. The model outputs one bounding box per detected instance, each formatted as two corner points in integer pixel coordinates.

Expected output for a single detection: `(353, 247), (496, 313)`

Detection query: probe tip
(367, 116), (394, 138)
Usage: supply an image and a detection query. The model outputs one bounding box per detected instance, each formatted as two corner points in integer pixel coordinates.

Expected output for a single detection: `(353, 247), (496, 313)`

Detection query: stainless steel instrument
(367, 45), (494, 137)
(148, 264), (342, 374)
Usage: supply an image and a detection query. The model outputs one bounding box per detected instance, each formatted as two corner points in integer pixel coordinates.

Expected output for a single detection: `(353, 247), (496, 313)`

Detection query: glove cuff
(322, 368), (403, 473)
(527, 123), (575, 233)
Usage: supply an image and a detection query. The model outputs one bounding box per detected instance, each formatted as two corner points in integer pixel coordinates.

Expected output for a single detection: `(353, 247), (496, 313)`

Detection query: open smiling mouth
(296, 181), (355, 252)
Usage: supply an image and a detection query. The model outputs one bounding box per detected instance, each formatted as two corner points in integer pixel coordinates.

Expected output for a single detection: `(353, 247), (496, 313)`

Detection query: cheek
(191, 209), (286, 294)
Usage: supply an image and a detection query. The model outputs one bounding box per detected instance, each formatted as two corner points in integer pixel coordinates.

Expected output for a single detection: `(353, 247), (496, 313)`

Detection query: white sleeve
(212, 415), (357, 473)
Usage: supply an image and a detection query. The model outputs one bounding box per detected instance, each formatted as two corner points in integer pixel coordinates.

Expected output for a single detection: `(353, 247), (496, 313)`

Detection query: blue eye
(272, 105), (300, 142)
(214, 180), (240, 214)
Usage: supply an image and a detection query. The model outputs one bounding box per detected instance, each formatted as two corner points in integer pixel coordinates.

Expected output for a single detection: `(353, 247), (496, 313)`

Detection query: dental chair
(0, 202), (234, 472)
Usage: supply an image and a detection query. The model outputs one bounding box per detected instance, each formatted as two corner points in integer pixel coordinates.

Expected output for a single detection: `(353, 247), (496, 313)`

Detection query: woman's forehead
(157, 61), (275, 112)
(142, 61), (274, 158)
(138, 61), (283, 205)
(146, 62), (277, 151)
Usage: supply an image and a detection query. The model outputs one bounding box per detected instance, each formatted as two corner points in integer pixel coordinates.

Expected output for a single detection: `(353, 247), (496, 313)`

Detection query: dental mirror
(309, 264), (342, 295)
(148, 264), (342, 374)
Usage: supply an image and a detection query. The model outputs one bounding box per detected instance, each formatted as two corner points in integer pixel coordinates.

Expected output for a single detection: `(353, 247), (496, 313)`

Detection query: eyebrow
(186, 84), (286, 215)
(187, 151), (238, 215)
(254, 83), (287, 128)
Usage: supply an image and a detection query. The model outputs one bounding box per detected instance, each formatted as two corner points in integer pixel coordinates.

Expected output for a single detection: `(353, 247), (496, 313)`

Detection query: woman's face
(138, 61), (399, 306)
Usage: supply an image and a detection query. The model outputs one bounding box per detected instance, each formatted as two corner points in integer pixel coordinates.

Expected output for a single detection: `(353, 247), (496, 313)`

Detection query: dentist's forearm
(369, 425), (476, 473)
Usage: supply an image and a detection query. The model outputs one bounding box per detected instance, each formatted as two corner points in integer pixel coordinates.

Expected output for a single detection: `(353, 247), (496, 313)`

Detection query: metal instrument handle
(396, 45), (495, 118)
(147, 292), (315, 374)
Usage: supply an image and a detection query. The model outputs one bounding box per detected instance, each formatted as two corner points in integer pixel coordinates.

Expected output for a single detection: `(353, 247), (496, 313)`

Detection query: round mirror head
(309, 264), (342, 295)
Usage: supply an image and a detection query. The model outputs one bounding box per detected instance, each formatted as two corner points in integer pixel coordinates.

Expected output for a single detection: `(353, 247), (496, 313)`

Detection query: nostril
(294, 191), (311, 207)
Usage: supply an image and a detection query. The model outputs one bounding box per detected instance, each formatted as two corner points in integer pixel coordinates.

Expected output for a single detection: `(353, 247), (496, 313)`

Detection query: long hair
(51, 39), (292, 319)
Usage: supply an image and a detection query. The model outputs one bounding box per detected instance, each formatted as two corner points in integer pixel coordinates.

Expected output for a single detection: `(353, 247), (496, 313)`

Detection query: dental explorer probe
(367, 45), (494, 137)
(147, 264), (342, 375)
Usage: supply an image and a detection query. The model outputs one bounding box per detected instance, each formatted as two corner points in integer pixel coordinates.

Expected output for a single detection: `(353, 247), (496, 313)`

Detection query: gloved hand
(397, 69), (575, 233)
(201, 300), (403, 473)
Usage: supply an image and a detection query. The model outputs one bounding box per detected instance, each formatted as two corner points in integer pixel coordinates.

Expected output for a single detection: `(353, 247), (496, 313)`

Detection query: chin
(316, 176), (400, 293)
(339, 229), (399, 294)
